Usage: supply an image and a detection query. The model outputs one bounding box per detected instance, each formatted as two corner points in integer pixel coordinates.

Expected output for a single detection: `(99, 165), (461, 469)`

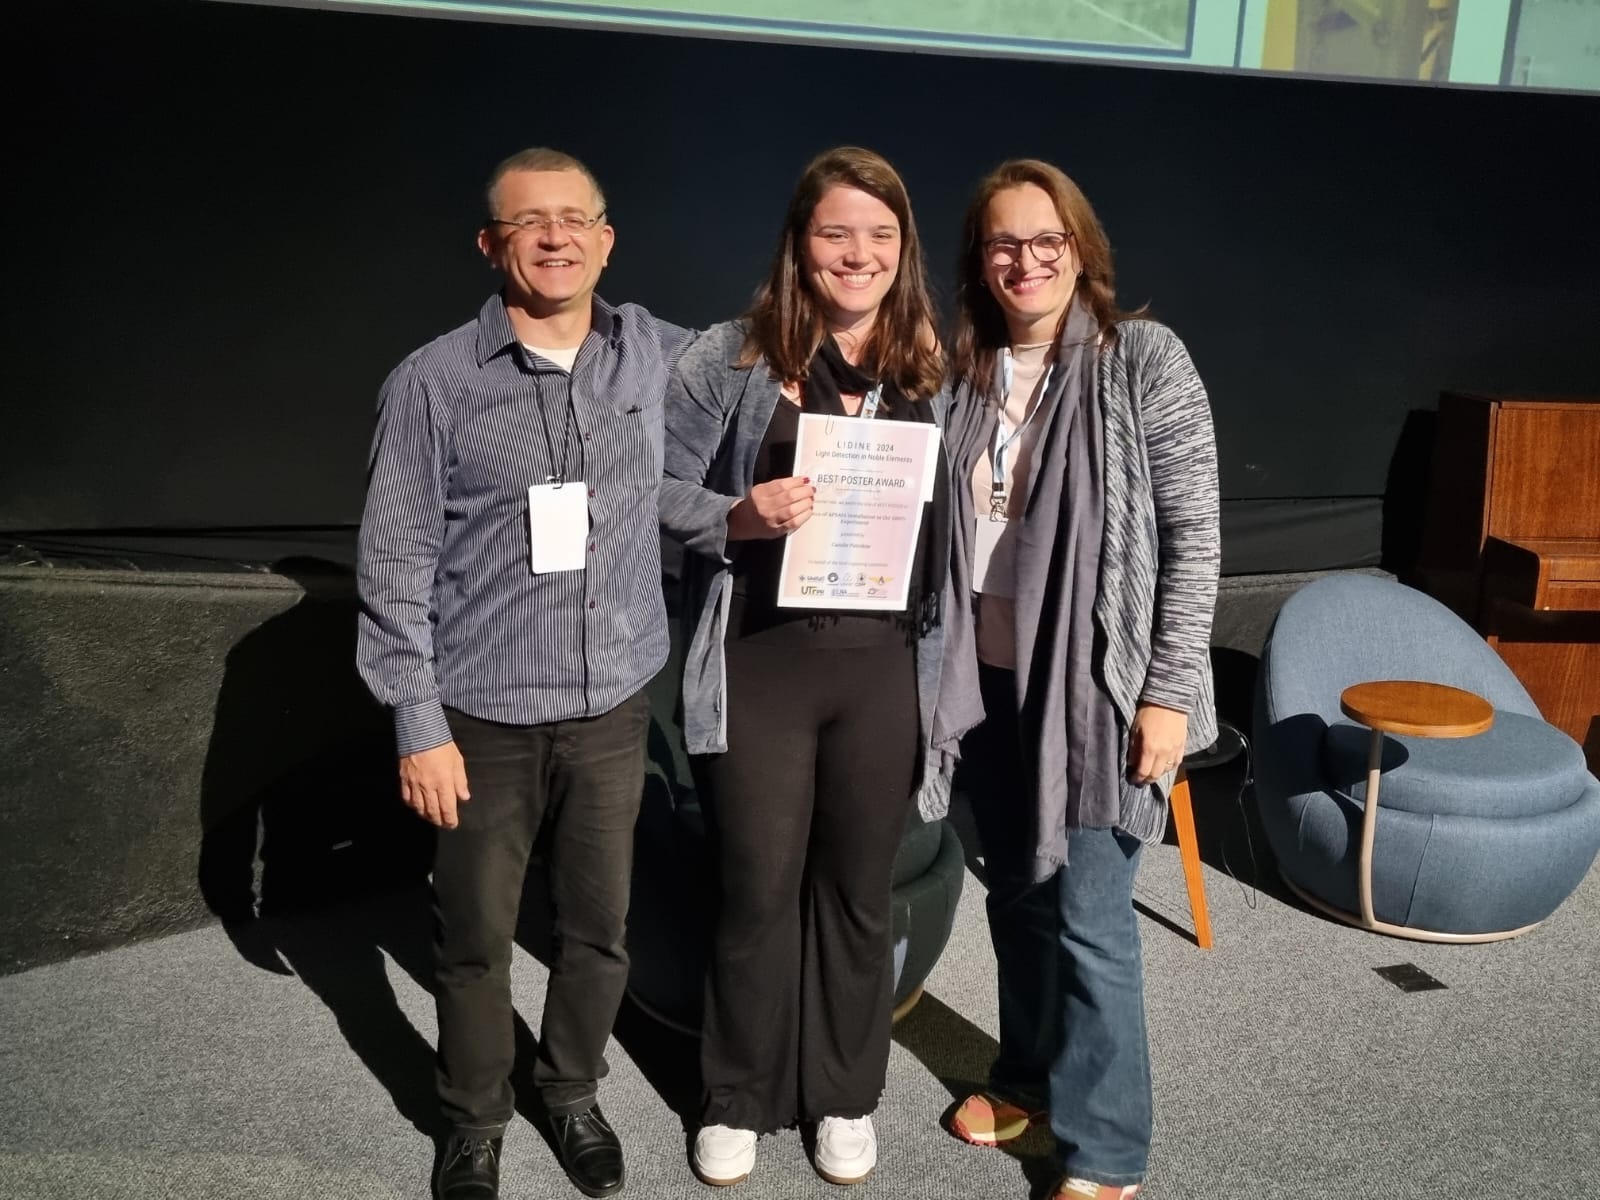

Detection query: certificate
(777, 412), (941, 611)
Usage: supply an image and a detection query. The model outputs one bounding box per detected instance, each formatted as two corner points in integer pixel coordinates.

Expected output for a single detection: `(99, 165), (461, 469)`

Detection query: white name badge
(973, 514), (1017, 598)
(527, 481), (589, 574)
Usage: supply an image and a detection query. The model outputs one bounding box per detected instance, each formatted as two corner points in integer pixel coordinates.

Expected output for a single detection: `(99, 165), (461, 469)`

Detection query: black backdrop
(7, 0), (1599, 571)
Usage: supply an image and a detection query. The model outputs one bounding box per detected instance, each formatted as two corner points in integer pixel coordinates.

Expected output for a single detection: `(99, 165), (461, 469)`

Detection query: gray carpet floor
(4, 761), (1598, 1199)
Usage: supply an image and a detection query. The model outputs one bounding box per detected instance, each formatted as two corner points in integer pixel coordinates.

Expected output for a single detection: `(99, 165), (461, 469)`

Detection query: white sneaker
(693, 1124), (757, 1186)
(814, 1115), (877, 1184)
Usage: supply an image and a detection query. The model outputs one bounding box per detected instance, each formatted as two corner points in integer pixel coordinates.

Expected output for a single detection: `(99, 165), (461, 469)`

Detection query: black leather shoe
(546, 1104), (626, 1197)
(434, 1134), (502, 1199)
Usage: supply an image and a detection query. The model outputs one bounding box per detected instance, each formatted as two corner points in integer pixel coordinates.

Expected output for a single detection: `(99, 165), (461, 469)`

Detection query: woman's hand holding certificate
(727, 475), (817, 540)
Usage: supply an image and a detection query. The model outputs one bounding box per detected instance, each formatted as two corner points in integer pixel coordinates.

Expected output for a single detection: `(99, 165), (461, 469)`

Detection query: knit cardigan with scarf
(924, 316), (1220, 861)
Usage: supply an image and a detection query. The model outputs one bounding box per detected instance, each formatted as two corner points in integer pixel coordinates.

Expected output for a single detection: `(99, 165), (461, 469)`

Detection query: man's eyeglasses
(983, 231), (1072, 266)
(487, 210), (607, 236)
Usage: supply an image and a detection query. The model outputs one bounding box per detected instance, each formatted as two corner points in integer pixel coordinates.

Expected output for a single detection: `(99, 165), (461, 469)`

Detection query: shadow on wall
(194, 558), (446, 1134)
(194, 566), (710, 1136)
(196, 556), (434, 946)
(1382, 407), (1438, 583)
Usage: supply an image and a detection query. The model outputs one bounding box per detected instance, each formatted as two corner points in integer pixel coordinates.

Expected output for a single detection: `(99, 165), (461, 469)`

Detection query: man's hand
(399, 741), (471, 829)
(726, 475), (815, 541)
(1127, 703), (1188, 785)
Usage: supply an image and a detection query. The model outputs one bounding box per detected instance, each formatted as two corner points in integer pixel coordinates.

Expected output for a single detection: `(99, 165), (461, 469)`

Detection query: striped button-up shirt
(357, 292), (692, 755)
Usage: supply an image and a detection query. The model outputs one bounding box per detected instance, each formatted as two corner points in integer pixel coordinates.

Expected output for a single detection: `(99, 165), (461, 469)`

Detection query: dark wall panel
(6, 0), (1599, 535)
(0, 565), (430, 972)
(0, 556), (1317, 972)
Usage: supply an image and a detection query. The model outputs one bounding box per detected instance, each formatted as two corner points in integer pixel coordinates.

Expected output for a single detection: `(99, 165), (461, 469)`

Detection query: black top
(728, 398), (930, 649)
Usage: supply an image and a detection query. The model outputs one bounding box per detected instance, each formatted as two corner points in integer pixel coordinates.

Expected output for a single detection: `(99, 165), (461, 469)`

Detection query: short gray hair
(484, 147), (607, 219)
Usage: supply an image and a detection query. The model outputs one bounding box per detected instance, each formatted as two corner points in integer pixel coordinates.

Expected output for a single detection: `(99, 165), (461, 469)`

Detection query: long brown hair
(738, 146), (943, 402)
(951, 158), (1145, 403)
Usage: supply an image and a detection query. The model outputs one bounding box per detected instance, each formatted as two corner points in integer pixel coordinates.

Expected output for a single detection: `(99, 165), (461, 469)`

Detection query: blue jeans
(958, 664), (1152, 1187)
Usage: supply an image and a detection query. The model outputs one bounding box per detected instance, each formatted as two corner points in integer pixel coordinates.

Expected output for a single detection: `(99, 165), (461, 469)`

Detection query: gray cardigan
(1092, 320), (1219, 747)
(928, 317), (1220, 837)
(659, 319), (953, 776)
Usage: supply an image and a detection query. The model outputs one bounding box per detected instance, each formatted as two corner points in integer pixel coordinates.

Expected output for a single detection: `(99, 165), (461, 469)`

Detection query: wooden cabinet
(1417, 394), (1600, 773)
(1480, 538), (1600, 614)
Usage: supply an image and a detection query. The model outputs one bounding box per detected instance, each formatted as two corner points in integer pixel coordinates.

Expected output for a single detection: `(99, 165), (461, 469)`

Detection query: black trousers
(692, 637), (919, 1133)
(433, 690), (650, 1137)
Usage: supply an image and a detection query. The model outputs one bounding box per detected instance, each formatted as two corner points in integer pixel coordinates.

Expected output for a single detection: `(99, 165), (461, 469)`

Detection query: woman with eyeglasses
(929, 160), (1220, 1200)
(658, 146), (952, 1188)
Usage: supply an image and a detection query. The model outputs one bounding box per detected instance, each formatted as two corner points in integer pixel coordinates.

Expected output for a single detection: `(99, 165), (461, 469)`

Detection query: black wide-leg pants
(432, 690), (650, 1138)
(692, 637), (919, 1133)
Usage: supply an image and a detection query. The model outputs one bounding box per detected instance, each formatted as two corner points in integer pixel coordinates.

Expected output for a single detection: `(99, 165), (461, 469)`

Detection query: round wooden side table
(1290, 680), (1496, 941)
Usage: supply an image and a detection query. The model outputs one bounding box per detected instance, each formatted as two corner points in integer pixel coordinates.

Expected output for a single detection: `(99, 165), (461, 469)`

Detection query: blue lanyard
(859, 383), (884, 420)
(991, 349), (1053, 508)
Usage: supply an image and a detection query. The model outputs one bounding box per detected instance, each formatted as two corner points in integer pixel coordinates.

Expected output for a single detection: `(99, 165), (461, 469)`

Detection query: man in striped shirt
(356, 147), (690, 1200)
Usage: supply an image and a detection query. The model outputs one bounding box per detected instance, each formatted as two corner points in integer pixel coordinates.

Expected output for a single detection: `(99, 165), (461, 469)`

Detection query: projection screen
(213, 0), (1600, 93)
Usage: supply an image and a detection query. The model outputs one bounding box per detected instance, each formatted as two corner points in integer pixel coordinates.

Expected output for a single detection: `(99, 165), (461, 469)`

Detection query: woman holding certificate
(659, 146), (951, 1188)
(931, 160), (1219, 1200)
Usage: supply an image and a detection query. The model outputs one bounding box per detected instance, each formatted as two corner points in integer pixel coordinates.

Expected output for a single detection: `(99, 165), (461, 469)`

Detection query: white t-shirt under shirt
(524, 343), (580, 372)
(971, 341), (1055, 670)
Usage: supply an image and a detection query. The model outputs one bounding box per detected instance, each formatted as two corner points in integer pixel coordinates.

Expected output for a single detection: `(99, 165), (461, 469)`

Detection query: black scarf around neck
(805, 335), (949, 634)
(807, 333), (896, 415)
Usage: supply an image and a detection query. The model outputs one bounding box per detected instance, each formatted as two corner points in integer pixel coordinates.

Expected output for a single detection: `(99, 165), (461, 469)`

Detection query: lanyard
(533, 371), (578, 484)
(990, 348), (1053, 512)
(859, 383), (884, 420)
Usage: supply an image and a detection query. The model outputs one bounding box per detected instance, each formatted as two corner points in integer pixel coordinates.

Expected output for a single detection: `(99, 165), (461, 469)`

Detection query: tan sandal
(947, 1091), (1045, 1147)
(1053, 1178), (1141, 1199)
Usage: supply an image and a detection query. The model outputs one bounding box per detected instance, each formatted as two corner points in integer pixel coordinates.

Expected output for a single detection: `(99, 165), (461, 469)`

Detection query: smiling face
(477, 168), (613, 316)
(801, 185), (901, 339)
(981, 183), (1081, 345)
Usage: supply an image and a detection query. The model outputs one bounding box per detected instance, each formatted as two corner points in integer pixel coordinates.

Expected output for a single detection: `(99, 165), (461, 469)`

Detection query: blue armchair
(1253, 574), (1600, 940)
